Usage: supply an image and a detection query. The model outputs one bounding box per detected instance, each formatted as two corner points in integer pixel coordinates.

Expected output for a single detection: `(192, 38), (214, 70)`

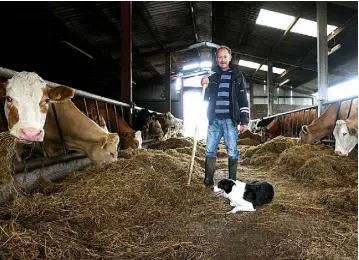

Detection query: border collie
(213, 179), (274, 213)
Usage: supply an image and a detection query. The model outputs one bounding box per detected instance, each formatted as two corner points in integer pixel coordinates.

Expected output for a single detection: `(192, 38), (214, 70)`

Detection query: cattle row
(0, 71), (183, 165)
(249, 98), (358, 156)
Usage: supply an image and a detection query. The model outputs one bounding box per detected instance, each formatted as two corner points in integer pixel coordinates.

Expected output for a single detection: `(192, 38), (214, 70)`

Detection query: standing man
(201, 45), (249, 186)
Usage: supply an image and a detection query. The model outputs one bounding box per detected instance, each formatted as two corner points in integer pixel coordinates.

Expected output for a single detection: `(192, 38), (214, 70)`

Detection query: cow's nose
(335, 150), (342, 155)
(18, 128), (44, 141)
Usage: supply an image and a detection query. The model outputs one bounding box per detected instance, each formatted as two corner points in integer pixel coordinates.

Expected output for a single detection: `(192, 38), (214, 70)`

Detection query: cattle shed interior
(0, 1), (358, 121)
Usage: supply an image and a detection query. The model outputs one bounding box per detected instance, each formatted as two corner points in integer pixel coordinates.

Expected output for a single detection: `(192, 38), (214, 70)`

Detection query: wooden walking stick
(187, 82), (208, 186)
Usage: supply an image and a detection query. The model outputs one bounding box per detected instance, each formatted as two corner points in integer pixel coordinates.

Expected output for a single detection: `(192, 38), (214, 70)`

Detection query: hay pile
(1, 150), (213, 259)
(146, 137), (194, 150)
(273, 144), (358, 214)
(241, 136), (297, 166)
(0, 132), (18, 182)
(238, 130), (262, 145)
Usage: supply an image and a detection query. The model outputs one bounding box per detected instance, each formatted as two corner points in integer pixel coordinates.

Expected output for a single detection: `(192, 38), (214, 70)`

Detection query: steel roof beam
(277, 13), (358, 82)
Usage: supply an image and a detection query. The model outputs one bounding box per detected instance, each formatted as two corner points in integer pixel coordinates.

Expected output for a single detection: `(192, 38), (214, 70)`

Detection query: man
(201, 45), (249, 186)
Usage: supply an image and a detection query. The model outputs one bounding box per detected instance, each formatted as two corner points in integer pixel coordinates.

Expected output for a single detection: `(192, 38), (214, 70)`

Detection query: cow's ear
(45, 86), (75, 102)
(348, 126), (357, 136)
(100, 135), (108, 149)
(302, 125), (308, 134)
(0, 81), (8, 97)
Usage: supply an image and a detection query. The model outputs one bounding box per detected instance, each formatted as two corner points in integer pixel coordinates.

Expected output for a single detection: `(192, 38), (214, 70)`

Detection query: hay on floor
(146, 137), (194, 150)
(241, 136), (297, 166)
(1, 149), (212, 260)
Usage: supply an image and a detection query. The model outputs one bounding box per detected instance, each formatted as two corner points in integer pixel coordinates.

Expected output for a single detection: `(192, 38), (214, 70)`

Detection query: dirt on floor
(0, 137), (357, 260)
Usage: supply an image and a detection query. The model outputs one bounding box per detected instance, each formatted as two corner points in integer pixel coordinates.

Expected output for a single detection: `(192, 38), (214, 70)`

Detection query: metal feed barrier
(0, 67), (182, 174)
(250, 95), (358, 146)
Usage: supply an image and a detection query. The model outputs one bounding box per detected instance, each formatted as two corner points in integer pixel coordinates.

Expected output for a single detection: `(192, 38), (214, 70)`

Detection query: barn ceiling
(0, 1), (357, 98)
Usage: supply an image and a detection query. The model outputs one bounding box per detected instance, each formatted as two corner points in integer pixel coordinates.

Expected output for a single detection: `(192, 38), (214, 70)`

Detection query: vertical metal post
(113, 105), (120, 136)
(0, 100), (8, 130)
(249, 81), (254, 119)
(180, 77), (184, 119)
(267, 60), (273, 116)
(317, 1), (328, 116)
(105, 103), (111, 132)
(121, 1), (133, 125)
(121, 106), (124, 119)
(83, 98), (89, 117)
(95, 100), (101, 126)
(51, 104), (68, 154)
(165, 52), (171, 113)
(346, 99), (354, 118)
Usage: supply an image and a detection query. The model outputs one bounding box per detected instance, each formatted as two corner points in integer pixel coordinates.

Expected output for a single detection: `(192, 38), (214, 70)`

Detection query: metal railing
(0, 67), (182, 173)
(251, 95), (358, 143)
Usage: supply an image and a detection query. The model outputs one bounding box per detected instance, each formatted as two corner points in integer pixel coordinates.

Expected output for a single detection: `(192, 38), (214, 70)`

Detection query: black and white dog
(213, 179), (274, 213)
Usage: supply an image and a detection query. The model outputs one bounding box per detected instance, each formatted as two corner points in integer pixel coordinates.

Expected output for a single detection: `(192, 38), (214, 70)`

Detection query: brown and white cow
(333, 112), (358, 156)
(299, 99), (358, 144)
(43, 100), (119, 163)
(1, 72), (119, 163)
(72, 99), (140, 150)
(0, 72), (74, 142)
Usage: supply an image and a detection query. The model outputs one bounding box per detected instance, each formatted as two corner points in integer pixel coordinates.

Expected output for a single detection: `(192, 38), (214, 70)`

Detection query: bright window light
(176, 77), (182, 91)
(183, 63), (199, 71)
(313, 78), (358, 101)
(329, 78), (358, 101)
(261, 65), (286, 75)
(291, 18), (338, 37)
(238, 60), (260, 70)
(238, 59), (286, 74)
(183, 75), (203, 87)
(200, 61), (212, 68)
(256, 9), (338, 38)
(256, 9), (295, 30)
(183, 91), (208, 140)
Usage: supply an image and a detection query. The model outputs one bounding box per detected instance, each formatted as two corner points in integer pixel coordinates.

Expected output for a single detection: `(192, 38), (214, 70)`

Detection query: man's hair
(216, 45), (232, 57)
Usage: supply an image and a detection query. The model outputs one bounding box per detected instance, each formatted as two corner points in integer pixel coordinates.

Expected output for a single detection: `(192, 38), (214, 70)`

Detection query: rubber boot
(204, 157), (216, 186)
(228, 158), (238, 181)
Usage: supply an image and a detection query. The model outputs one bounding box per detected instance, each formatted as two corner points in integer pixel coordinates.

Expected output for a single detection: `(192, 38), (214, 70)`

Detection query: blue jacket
(204, 63), (249, 126)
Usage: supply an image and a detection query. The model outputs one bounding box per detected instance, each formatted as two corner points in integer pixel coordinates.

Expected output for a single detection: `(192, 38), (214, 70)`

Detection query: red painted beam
(121, 1), (133, 125)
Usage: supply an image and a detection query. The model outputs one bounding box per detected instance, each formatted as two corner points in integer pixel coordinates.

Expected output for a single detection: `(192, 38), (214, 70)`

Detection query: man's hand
(240, 125), (248, 134)
(201, 76), (209, 86)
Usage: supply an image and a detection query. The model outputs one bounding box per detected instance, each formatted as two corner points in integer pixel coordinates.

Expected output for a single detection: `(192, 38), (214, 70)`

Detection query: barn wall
(133, 79), (315, 120)
(133, 80), (182, 119)
(249, 83), (314, 119)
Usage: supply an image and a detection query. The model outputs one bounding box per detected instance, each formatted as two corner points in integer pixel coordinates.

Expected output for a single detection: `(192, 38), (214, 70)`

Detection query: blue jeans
(206, 119), (239, 160)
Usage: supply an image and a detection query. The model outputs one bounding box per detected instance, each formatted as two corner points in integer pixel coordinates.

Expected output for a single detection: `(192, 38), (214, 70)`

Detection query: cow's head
(0, 72), (74, 142)
(298, 125), (314, 144)
(333, 120), (358, 156)
(89, 133), (119, 163)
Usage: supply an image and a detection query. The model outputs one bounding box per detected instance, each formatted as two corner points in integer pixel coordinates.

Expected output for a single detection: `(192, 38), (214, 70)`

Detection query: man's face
(216, 48), (231, 71)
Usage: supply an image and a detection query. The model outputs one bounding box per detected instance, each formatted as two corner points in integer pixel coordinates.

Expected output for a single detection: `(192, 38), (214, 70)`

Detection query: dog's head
(213, 179), (236, 197)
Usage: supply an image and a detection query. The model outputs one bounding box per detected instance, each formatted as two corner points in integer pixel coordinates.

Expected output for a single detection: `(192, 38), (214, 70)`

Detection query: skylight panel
(261, 65), (286, 75)
(238, 59), (286, 75)
(256, 9), (295, 30)
(291, 18), (338, 37)
(238, 60), (261, 70)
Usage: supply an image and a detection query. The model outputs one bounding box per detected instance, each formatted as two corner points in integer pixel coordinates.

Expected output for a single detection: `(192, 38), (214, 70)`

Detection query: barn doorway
(183, 90), (208, 140)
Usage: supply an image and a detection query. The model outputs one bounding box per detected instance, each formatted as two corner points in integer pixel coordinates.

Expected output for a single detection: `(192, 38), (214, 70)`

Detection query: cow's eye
(343, 132), (347, 136)
(45, 98), (50, 104)
(4, 96), (12, 103)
